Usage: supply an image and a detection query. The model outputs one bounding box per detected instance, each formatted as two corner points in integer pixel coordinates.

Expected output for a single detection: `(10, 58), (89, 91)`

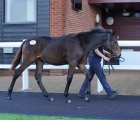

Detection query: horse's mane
(52, 27), (106, 38)
(64, 27), (107, 48)
(73, 26), (106, 37)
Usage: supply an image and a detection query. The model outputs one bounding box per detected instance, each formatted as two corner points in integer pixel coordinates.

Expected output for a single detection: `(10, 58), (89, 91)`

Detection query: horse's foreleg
(35, 59), (53, 101)
(64, 74), (73, 103)
(64, 63), (76, 103)
(7, 63), (30, 100)
(77, 64), (92, 101)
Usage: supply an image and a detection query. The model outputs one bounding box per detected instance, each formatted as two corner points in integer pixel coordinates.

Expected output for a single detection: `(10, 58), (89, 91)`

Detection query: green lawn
(0, 113), (94, 120)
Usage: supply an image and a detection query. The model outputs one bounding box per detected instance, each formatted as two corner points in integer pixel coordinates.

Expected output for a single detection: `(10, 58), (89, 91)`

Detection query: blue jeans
(79, 60), (114, 97)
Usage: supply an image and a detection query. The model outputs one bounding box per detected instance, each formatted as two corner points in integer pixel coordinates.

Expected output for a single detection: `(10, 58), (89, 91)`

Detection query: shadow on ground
(0, 91), (140, 119)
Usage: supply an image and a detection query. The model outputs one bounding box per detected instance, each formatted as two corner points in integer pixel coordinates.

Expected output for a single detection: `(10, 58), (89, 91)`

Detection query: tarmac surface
(0, 91), (140, 119)
(0, 71), (140, 119)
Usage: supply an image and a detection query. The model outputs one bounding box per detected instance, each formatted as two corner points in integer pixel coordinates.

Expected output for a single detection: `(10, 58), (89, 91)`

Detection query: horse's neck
(87, 35), (106, 51)
(78, 34), (106, 53)
(83, 38), (100, 52)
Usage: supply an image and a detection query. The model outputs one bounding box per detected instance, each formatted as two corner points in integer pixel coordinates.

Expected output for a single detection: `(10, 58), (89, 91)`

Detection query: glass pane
(5, 0), (36, 23)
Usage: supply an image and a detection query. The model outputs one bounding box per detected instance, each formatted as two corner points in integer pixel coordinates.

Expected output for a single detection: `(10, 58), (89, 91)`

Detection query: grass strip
(0, 113), (94, 120)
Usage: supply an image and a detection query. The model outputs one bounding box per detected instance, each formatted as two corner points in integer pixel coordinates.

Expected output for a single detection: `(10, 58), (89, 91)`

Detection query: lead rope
(112, 56), (125, 62)
(102, 60), (114, 76)
(102, 56), (125, 76)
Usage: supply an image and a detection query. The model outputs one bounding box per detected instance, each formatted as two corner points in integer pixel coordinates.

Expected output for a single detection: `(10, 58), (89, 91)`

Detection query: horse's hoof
(67, 100), (72, 103)
(49, 98), (54, 101)
(7, 96), (11, 100)
(85, 97), (90, 102)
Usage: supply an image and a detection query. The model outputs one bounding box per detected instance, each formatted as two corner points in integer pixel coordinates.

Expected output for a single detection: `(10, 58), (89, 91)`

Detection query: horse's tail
(11, 42), (25, 70)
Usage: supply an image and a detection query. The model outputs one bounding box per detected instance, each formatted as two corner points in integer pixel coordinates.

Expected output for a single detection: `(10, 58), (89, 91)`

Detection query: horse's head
(105, 29), (121, 58)
(75, 26), (121, 58)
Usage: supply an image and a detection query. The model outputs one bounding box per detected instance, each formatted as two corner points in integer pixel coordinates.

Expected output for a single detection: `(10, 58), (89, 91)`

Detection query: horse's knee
(34, 74), (41, 83)
(87, 74), (92, 81)
(67, 75), (73, 83)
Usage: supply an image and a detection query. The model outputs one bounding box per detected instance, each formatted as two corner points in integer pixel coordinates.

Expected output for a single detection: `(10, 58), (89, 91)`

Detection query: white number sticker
(30, 40), (36, 45)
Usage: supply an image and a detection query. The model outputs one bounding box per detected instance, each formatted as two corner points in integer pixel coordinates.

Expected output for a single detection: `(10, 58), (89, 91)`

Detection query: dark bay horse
(7, 26), (121, 103)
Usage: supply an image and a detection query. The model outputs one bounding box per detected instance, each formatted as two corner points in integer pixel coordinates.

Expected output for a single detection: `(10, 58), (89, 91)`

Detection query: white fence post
(21, 39), (29, 90)
(97, 59), (103, 92)
(22, 68), (29, 90)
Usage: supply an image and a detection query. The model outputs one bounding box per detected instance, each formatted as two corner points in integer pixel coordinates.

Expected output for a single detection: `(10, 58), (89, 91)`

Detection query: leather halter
(102, 32), (125, 76)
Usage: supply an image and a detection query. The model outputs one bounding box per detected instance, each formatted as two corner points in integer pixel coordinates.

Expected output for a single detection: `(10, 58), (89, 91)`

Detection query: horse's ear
(112, 31), (116, 35)
(106, 29), (113, 33)
(112, 34), (118, 43)
(109, 29), (117, 42)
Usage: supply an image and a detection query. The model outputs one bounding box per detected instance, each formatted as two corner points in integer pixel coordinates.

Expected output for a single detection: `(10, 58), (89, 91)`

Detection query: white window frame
(5, 0), (36, 24)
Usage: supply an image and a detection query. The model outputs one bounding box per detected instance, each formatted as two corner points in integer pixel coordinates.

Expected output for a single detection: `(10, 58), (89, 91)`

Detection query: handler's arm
(95, 49), (110, 62)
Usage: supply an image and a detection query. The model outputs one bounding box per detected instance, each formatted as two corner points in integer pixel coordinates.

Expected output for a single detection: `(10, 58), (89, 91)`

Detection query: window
(5, 0), (36, 23)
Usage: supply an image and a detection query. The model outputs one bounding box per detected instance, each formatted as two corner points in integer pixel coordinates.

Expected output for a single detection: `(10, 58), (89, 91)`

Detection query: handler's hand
(103, 56), (110, 62)
(104, 50), (111, 58)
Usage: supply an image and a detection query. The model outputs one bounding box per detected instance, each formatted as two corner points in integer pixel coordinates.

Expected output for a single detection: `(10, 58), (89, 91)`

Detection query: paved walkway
(0, 91), (140, 119)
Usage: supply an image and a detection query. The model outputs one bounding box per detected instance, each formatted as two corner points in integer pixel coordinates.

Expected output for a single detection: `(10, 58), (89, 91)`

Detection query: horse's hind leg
(7, 62), (31, 100)
(77, 63), (92, 101)
(35, 59), (53, 101)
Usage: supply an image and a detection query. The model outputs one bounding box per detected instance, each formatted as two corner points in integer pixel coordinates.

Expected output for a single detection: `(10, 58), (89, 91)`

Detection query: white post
(22, 39), (29, 90)
(22, 68), (29, 90)
(97, 59), (103, 92)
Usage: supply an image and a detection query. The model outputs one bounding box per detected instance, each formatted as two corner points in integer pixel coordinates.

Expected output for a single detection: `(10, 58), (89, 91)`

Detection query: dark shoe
(110, 90), (120, 99)
(78, 94), (85, 98)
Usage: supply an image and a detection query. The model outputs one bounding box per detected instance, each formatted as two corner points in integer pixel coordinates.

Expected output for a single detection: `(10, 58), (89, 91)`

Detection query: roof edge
(88, 0), (140, 3)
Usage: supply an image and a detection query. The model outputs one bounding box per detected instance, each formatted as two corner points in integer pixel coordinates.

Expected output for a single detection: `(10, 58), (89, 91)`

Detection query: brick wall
(50, 0), (66, 36)
(64, 0), (101, 34)
(50, 0), (101, 36)
(50, 0), (101, 75)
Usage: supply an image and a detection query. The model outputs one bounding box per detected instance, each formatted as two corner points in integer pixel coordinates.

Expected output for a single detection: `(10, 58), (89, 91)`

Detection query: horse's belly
(46, 60), (68, 65)
(42, 56), (68, 65)
(40, 50), (68, 65)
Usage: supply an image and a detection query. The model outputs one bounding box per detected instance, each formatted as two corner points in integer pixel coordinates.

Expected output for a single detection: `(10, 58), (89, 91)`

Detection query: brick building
(50, 0), (100, 36)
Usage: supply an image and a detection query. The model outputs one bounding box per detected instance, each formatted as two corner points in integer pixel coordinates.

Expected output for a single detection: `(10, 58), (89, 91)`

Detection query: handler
(78, 46), (119, 98)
